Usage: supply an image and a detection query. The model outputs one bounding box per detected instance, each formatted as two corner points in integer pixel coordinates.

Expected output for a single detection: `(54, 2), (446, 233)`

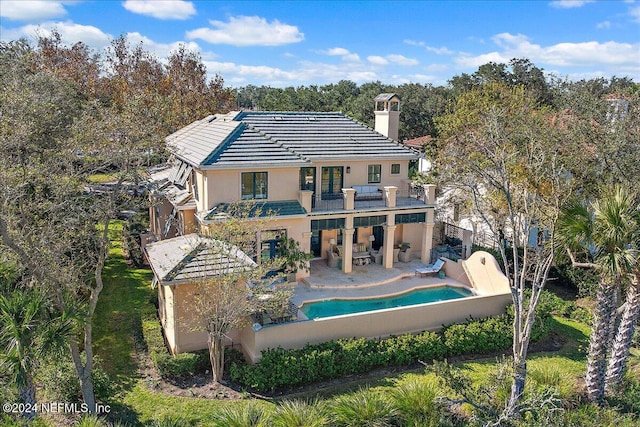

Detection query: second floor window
(368, 164), (381, 183)
(391, 163), (400, 174)
(241, 172), (268, 200)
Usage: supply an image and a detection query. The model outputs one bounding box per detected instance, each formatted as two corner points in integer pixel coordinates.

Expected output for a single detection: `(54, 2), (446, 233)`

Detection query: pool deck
(292, 257), (470, 306)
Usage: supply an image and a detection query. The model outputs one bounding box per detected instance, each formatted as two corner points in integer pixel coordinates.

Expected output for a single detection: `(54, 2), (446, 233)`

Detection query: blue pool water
(300, 286), (474, 319)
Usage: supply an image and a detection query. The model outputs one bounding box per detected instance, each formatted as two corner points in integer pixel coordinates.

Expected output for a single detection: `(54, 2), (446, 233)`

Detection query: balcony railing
(310, 188), (430, 213)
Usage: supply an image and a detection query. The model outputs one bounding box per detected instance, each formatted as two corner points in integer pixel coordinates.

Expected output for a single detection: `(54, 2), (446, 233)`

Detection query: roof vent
(274, 116), (284, 121)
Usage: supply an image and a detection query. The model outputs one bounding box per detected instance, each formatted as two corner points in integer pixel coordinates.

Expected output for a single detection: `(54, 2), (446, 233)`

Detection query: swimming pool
(300, 286), (474, 319)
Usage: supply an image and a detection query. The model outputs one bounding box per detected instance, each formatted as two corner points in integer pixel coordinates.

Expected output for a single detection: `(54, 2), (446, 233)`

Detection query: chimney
(374, 93), (400, 140)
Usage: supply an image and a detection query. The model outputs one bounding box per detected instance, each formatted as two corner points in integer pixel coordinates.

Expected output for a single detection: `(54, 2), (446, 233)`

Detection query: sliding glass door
(321, 166), (343, 200)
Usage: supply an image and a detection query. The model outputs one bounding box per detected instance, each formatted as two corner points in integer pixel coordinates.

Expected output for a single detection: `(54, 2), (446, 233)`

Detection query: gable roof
(165, 111), (418, 169)
(145, 234), (256, 285)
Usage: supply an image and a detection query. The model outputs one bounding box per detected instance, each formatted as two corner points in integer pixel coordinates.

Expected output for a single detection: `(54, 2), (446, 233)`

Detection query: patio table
(352, 253), (372, 266)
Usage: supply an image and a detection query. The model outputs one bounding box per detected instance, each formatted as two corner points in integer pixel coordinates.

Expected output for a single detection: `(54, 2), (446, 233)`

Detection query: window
(261, 229), (286, 261)
(241, 172), (268, 200)
(311, 218), (345, 231)
(368, 164), (381, 183)
(395, 212), (426, 224)
(354, 215), (386, 228)
(391, 163), (400, 175)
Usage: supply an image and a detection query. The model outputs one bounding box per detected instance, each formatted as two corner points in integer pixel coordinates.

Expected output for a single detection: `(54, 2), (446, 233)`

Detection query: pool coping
(294, 283), (477, 321)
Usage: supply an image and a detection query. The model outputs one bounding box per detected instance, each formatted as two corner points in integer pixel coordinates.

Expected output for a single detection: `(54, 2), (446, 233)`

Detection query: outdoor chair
(398, 247), (412, 262)
(415, 258), (445, 277)
(327, 245), (342, 268)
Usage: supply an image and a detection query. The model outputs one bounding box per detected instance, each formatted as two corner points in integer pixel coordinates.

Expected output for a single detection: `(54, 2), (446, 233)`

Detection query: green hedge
(230, 310), (553, 392)
(141, 313), (208, 378)
(230, 330), (445, 391)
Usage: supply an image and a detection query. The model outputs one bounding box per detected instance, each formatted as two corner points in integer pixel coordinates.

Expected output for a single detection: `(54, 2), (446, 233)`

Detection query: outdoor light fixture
(346, 166), (351, 173)
(368, 234), (375, 251)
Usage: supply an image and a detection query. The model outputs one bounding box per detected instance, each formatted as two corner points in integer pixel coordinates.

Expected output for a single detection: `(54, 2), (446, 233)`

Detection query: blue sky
(1, 0), (638, 88)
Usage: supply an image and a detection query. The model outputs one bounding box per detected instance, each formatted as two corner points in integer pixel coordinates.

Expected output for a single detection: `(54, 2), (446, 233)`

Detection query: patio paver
(292, 257), (470, 307)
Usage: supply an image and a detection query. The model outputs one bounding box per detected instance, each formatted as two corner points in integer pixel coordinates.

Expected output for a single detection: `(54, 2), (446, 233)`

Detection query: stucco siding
(240, 292), (512, 363)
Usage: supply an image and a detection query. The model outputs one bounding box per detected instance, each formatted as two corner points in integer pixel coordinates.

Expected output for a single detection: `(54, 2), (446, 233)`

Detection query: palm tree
(0, 286), (75, 420)
(557, 186), (639, 403)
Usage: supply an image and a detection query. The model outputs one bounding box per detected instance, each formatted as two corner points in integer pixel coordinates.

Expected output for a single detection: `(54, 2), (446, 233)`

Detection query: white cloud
(596, 20), (611, 29)
(0, 21), (113, 50)
(455, 32), (640, 80)
(318, 47), (360, 62)
(386, 54), (419, 66)
(186, 15), (304, 46)
(122, 0), (196, 20)
(367, 54), (418, 67)
(549, 0), (594, 9)
(126, 32), (203, 60)
(404, 39), (454, 55)
(426, 46), (454, 55)
(204, 60), (298, 82)
(630, 5), (640, 23)
(0, 20), (209, 65)
(367, 55), (388, 65)
(205, 58), (384, 87)
(0, 1), (67, 21)
(404, 39), (425, 47)
(323, 47), (349, 56)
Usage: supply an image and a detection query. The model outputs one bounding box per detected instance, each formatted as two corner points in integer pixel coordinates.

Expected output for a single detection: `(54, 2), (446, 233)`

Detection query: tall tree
(436, 83), (574, 422)
(162, 45), (234, 132)
(557, 187), (639, 402)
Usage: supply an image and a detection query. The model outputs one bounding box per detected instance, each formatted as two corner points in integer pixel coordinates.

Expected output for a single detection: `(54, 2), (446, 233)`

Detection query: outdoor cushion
(415, 258), (445, 276)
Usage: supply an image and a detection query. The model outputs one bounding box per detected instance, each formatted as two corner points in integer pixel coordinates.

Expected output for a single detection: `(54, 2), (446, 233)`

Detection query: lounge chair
(415, 258), (445, 277)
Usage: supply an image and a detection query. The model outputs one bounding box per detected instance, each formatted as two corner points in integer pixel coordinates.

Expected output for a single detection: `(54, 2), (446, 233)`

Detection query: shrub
(38, 356), (112, 402)
(211, 402), (269, 427)
(607, 375), (640, 415)
(230, 332), (447, 392)
(535, 290), (592, 325)
(389, 377), (444, 427)
(329, 388), (396, 427)
(443, 315), (513, 356)
(142, 315), (208, 378)
(527, 364), (577, 400)
(121, 213), (148, 268)
(269, 400), (328, 427)
(231, 309), (553, 393)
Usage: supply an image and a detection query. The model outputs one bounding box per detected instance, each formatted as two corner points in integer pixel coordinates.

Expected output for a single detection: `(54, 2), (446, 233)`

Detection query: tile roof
(403, 135), (432, 150)
(165, 111), (418, 168)
(204, 200), (307, 220)
(145, 234), (256, 284)
(374, 93), (400, 102)
(167, 115), (244, 166)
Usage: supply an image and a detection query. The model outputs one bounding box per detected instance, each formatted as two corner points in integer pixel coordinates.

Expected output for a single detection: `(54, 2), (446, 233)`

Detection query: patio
(292, 257), (469, 307)
(240, 251), (513, 362)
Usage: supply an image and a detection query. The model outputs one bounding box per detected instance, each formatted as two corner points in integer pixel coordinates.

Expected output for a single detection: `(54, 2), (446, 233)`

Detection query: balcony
(306, 185), (435, 213)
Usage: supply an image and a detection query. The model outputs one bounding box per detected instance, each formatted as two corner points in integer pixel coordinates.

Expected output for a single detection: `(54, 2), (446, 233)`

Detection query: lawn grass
(87, 173), (117, 184)
(121, 383), (274, 426)
(93, 221), (155, 389)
